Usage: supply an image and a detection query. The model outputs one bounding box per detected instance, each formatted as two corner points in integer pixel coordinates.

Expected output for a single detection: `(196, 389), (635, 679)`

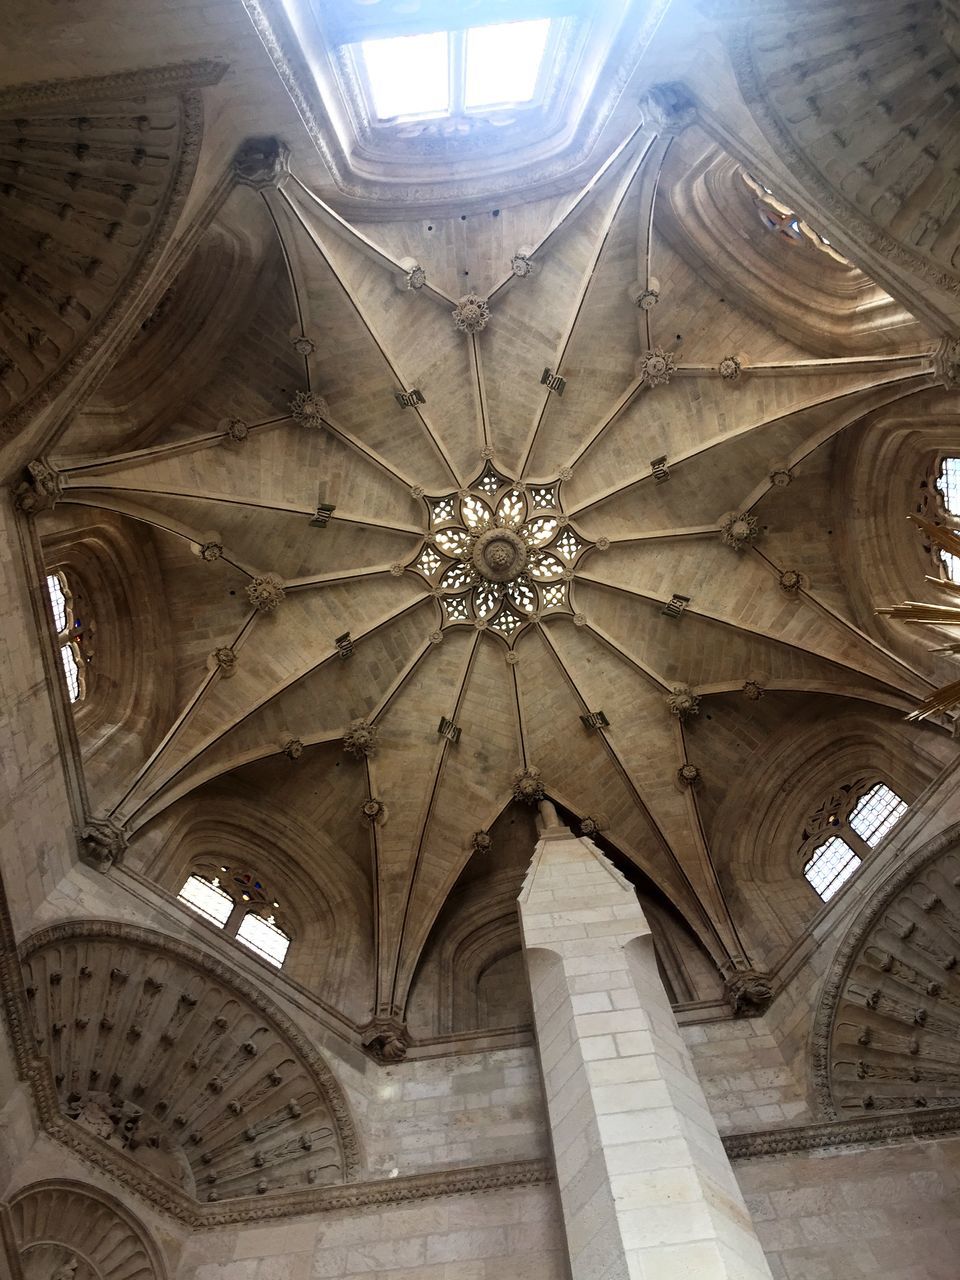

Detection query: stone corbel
(78, 817), (129, 872)
(638, 81), (697, 135)
(232, 136), (290, 190)
(361, 1015), (410, 1064)
(723, 965), (773, 1016)
(13, 458), (62, 514)
(935, 336), (960, 389)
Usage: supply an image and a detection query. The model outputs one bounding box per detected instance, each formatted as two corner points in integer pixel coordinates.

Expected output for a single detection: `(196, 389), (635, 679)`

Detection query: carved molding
(724, 1103), (960, 1162)
(812, 822), (960, 1121)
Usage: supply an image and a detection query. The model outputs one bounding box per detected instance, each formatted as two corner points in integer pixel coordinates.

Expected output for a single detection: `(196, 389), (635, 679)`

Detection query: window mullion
(451, 29), (465, 115)
(844, 827), (874, 861)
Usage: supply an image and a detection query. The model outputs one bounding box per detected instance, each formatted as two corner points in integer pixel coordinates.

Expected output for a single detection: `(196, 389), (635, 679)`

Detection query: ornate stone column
(518, 803), (773, 1280)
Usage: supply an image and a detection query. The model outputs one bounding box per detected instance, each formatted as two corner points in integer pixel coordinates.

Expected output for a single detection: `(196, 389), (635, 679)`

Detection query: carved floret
(512, 766), (545, 805)
(290, 390), (328, 428)
(342, 718), (379, 760)
(719, 511), (760, 551)
(246, 574), (286, 612)
(637, 347), (677, 388)
(452, 293), (490, 334)
(666, 685), (700, 720)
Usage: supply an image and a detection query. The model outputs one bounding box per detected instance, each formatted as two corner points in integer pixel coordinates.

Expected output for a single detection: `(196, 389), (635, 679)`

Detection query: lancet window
(45, 571), (86, 705)
(178, 862), (291, 967)
(801, 779), (907, 901)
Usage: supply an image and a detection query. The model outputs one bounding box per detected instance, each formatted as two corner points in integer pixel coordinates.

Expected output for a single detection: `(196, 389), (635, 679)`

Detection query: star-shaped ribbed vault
(28, 115), (951, 1043)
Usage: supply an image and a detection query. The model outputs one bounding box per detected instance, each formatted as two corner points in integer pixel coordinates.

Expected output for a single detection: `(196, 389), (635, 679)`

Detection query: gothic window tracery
(45, 571), (86, 705)
(177, 863), (291, 967)
(801, 779), (907, 901)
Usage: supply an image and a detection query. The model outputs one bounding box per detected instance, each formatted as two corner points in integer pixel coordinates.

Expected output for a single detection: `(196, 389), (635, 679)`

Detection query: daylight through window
(177, 864), (291, 969)
(802, 780), (907, 901)
(45, 571), (85, 705)
(358, 18), (553, 123)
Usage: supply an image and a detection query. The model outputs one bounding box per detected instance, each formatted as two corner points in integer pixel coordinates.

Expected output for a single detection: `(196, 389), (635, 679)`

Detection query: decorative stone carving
(666, 685), (700, 720)
(246, 575), (285, 613)
(512, 766), (545, 805)
(21, 926), (356, 1198)
(742, 680), (765, 701)
(362, 798), (386, 823)
(595, 536), (610, 551)
(342, 719), (378, 760)
(233, 135), (290, 189)
(471, 830), (492, 855)
(452, 294), (490, 334)
(213, 646), (237, 678)
(290, 390), (328, 428)
(813, 841), (960, 1119)
(291, 334), (316, 356)
(10, 1181), (165, 1280)
(719, 511), (760, 551)
(14, 458), (62, 514)
(719, 355), (742, 381)
(636, 347), (677, 388)
(282, 737), (303, 761)
(635, 287), (660, 310)
(510, 250), (535, 278)
(361, 1016), (409, 1064)
(398, 259), (427, 291)
(724, 968), (773, 1016)
(638, 81), (697, 134)
(199, 541), (223, 562)
(677, 763), (700, 786)
(472, 527), (528, 583)
(779, 568), (804, 593)
(224, 417), (249, 442)
(79, 818), (128, 872)
(770, 468), (792, 487)
(580, 815), (606, 837)
(936, 336), (960, 389)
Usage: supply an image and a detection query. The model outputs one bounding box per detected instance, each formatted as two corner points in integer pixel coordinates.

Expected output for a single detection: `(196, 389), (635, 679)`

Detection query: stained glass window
(177, 865), (291, 969)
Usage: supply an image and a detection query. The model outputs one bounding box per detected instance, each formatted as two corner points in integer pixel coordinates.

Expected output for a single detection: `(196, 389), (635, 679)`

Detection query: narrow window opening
(801, 779), (907, 901)
(177, 864), (292, 969)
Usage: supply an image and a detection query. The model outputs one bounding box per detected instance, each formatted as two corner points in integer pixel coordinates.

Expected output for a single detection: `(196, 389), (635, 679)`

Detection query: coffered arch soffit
(21, 101), (957, 1031)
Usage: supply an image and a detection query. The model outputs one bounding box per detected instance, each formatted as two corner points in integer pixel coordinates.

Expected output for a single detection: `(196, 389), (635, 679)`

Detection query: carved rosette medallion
(404, 464), (594, 645)
(666, 685), (701, 720)
(719, 355), (742, 381)
(471, 830), (492, 855)
(720, 511), (761, 551)
(452, 294), (490, 334)
(512, 766), (545, 805)
(779, 568), (804, 593)
(246, 574), (286, 613)
(637, 347), (677, 388)
(677, 763), (700, 786)
(342, 718), (378, 759)
(290, 390), (328, 428)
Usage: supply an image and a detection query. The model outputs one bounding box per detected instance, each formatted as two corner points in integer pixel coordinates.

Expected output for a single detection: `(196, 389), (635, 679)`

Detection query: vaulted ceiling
(8, 0), (960, 1057)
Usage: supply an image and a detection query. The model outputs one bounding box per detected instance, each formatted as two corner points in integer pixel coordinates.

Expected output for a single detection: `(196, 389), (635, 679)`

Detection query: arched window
(742, 172), (848, 264)
(801, 779), (908, 901)
(932, 457), (960, 581)
(177, 863), (291, 967)
(45, 571), (86, 704)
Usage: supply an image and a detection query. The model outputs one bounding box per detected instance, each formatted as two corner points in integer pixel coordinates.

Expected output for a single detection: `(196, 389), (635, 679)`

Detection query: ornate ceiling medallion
(406, 464), (591, 644)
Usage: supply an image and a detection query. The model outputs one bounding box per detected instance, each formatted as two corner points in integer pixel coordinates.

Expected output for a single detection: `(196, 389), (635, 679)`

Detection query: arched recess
(38, 507), (176, 800)
(811, 821), (960, 1120)
(60, 191), (293, 458)
(842, 400), (960, 671)
(9, 1179), (167, 1280)
(20, 922), (361, 1200)
(406, 800), (722, 1041)
(656, 128), (929, 357)
(130, 774), (375, 1022)
(709, 699), (953, 970)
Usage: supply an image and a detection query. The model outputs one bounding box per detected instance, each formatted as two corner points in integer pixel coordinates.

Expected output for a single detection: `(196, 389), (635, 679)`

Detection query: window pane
(941, 549), (960, 582)
(46, 573), (68, 633)
(849, 783), (907, 848)
(937, 457), (960, 516)
(178, 874), (234, 927)
(60, 643), (81, 704)
(804, 837), (861, 901)
(465, 19), (551, 109)
(361, 31), (449, 119)
(237, 913), (290, 968)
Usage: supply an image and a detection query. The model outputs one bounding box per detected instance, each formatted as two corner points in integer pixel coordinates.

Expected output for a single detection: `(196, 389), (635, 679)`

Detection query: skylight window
(361, 30), (449, 120)
(358, 18), (553, 123)
(464, 20), (551, 109)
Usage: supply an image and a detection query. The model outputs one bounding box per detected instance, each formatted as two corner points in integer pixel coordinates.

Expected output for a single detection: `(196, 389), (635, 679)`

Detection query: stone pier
(518, 804), (774, 1280)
